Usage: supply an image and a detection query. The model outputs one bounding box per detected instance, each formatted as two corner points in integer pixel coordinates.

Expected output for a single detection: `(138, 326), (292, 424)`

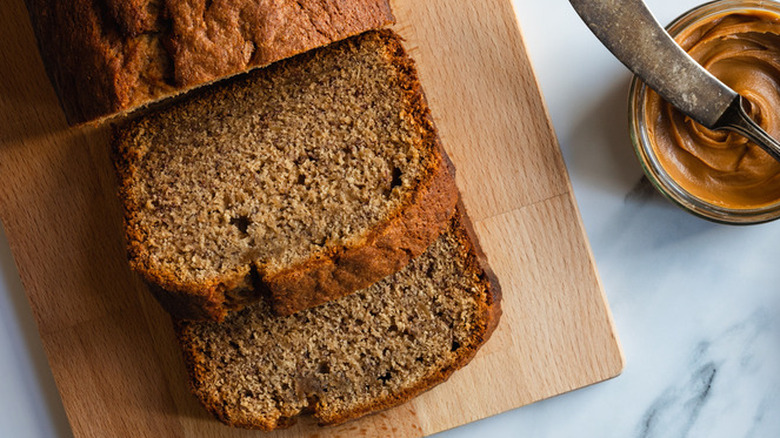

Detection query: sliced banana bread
(25, 0), (393, 124)
(114, 30), (458, 320)
(175, 208), (501, 429)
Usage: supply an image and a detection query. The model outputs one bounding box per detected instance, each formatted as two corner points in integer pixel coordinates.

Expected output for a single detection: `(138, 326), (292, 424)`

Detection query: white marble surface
(2, 1), (780, 437)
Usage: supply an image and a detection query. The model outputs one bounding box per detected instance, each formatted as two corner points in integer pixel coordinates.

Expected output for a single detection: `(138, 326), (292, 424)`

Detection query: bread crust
(114, 30), (458, 320)
(24, 0), (393, 125)
(174, 205), (502, 430)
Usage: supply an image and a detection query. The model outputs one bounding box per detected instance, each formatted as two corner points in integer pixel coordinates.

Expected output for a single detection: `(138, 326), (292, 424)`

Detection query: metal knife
(569, 0), (780, 161)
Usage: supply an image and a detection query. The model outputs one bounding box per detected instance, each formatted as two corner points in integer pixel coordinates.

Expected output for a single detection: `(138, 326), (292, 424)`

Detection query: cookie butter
(644, 9), (780, 209)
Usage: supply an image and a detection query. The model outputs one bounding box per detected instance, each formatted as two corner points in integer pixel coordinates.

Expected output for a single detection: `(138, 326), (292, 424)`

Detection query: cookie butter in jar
(630, 0), (780, 223)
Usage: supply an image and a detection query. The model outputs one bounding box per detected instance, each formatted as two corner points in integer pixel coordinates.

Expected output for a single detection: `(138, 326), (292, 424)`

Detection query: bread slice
(25, 0), (393, 124)
(114, 30), (458, 320)
(175, 207), (501, 429)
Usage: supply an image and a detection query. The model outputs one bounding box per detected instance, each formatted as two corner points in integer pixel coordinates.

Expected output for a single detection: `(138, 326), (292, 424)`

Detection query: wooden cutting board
(0, 0), (624, 436)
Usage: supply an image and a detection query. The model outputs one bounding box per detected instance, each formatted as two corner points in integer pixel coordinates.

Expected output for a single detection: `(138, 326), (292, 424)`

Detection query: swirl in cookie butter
(645, 10), (780, 209)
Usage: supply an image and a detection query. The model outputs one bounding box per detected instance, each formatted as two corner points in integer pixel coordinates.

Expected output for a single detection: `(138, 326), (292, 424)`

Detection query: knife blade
(569, 0), (780, 161)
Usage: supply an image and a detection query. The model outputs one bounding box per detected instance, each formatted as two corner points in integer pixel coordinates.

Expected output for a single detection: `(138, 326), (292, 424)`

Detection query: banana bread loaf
(175, 208), (501, 429)
(24, 0), (393, 124)
(114, 30), (458, 320)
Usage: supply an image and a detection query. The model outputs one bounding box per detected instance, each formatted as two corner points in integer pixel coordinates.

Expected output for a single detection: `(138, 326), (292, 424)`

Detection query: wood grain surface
(0, 0), (624, 436)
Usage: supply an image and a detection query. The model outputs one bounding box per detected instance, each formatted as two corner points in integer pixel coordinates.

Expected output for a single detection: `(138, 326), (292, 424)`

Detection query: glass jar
(629, 0), (780, 224)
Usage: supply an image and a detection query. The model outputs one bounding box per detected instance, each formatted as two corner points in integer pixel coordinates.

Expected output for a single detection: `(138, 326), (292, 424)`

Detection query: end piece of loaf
(175, 207), (502, 430)
(114, 30), (458, 320)
(24, 0), (393, 124)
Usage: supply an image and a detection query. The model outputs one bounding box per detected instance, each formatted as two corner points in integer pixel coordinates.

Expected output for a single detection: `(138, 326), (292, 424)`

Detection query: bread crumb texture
(114, 31), (456, 319)
(176, 213), (500, 429)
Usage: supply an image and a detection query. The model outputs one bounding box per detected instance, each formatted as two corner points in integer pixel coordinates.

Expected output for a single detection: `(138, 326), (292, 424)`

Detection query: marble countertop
(2, 1), (780, 437)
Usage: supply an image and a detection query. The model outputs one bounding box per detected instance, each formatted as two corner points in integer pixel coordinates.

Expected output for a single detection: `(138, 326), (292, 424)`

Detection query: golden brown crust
(453, 200), (503, 342)
(24, 0), (394, 125)
(173, 205), (502, 430)
(114, 30), (457, 321)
